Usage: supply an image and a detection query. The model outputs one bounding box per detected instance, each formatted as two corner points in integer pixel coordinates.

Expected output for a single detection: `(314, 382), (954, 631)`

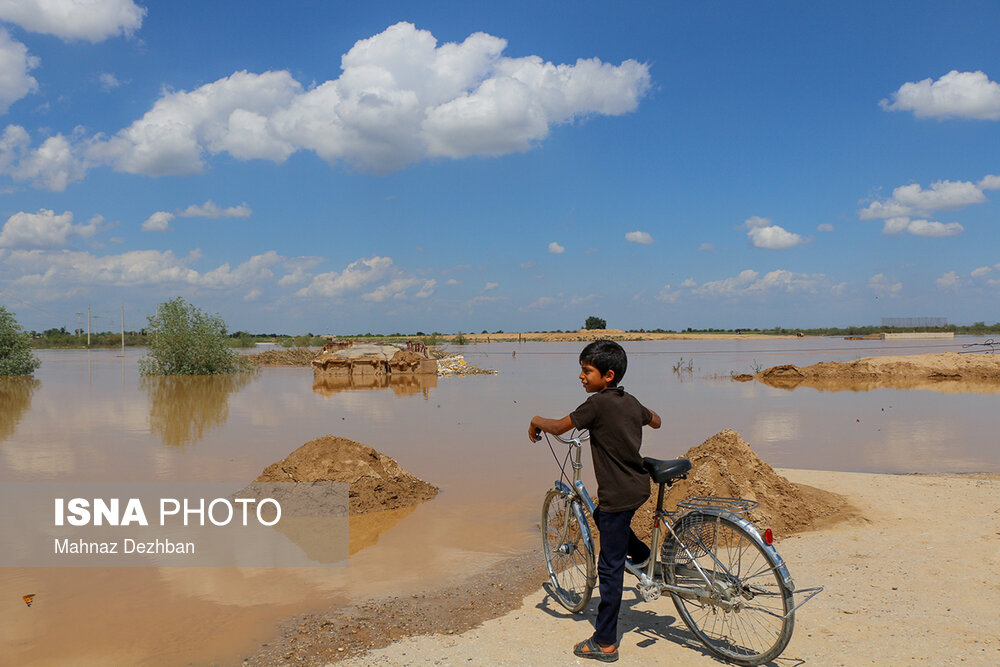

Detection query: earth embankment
(757, 352), (1000, 392)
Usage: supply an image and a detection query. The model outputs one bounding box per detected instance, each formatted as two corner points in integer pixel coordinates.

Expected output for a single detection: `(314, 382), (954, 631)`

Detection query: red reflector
(763, 528), (773, 545)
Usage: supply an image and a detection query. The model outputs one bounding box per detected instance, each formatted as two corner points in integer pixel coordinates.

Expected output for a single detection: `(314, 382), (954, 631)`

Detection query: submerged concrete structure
(311, 343), (437, 377)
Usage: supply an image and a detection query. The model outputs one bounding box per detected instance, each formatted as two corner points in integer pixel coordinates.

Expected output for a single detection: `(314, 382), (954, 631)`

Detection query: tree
(138, 298), (253, 375)
(584, 316), (607, 330)
(0, 306), (41, 375)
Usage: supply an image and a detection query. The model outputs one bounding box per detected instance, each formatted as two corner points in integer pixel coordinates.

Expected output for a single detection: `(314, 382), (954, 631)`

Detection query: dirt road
(340, 469), (1000, 666)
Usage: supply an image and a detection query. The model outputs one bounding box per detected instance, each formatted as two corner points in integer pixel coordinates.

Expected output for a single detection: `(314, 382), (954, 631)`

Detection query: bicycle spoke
(667, 513), (794, 665)
(542, 490), (594, 612)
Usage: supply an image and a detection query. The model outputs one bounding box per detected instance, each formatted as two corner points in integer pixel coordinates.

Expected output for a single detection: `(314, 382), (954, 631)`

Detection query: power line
(0, 290), (72, 321)
(456, 341), (970, 356)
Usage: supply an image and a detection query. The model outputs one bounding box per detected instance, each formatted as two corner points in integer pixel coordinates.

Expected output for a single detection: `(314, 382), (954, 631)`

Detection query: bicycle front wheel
(541, 489), (595, 612)
(664, 512), (794, 665)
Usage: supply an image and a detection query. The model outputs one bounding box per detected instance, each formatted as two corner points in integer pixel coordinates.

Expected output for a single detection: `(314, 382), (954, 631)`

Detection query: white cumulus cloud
(743, 216), (804, 250)
(936, 271), (961, 290)
(0, 0), (146, 42)
(295, 256), (394, 298)
(978, 174), (1000, 190)
(691, 269), (825, 297)
(970, 266), (992, 278)
(276, 256), (323, 286)
(97, 71), (120, 91)
(904, 219), (964, 237)
(363, 277), (421, 302)
(0, 28), (37, 113)
(0, 208), (97, 248)
(859, 177), (991, 224)
(880, 70), (1000, 120)
(656, 285), (680, 303)
(415, 279), (436, 298)
(6, 22), (651, 189)
(141, 211), (174, 232)
(548, 241), (565, 254)
(881, 216), (963, 237)
(868, 273), (902, 297)
(625, 230), (653, 245)
(0, 126), (86, 190)
(178, 200), (252, 218)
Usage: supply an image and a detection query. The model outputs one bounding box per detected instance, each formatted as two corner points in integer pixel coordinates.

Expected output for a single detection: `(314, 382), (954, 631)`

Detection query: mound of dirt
(244, 347), (319, 366)
(632, 429), (854, 542)
(255, 435), (438, 515)
(757, 352), (1000, 393)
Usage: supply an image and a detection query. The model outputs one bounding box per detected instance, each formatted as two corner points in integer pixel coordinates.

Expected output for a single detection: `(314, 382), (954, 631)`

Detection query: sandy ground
(336, 469), (1000, 666)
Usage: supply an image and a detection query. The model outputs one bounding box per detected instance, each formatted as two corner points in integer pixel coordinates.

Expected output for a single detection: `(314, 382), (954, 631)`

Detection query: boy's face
(579, 362), (614, 393)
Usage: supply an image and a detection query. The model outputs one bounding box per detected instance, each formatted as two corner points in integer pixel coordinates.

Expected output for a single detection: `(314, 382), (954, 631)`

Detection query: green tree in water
(139, 298), (254, 375)
(0, 305), (41, 376)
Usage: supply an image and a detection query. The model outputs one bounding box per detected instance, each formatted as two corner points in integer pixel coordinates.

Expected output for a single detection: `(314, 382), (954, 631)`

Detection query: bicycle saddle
(642, 457), (691, 484)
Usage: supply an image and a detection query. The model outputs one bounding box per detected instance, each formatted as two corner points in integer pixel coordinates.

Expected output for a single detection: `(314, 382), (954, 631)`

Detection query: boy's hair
(579, 339), (627, 385)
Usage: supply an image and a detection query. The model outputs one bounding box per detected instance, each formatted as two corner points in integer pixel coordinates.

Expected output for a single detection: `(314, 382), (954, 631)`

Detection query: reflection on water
(759, 374), (1000, 393)
(348, 506), (419, 554)
(312, 373), (436, 398)
(0, 376), (39, 443)
(267, 506), (419, 561)
(141, 372), (257, 447)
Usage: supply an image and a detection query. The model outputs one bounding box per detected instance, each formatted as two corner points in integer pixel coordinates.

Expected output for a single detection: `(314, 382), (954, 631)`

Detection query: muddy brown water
(2, 338), (998, 665)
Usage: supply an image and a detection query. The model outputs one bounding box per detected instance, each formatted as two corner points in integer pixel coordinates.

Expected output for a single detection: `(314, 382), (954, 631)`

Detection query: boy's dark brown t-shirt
(569, 386), (652, 512)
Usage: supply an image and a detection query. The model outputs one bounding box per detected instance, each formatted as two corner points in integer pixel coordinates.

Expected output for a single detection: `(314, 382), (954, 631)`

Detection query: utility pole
(121, 305), (125, 354)
(87, 305), (91, 347)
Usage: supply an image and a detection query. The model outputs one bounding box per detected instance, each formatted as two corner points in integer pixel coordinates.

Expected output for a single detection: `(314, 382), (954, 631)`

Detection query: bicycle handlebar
(552, 431), (590, 444)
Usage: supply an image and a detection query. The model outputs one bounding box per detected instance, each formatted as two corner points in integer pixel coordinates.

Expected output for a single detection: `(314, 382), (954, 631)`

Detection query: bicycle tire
(663, 511), (794, 665)
(541, 489), (595, 612)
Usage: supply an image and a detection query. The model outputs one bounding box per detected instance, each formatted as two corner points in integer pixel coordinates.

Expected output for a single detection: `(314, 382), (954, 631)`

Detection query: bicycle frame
(550, 435), (666, 595)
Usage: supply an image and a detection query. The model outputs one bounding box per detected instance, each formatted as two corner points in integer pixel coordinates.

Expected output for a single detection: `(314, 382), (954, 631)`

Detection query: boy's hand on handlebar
(529, 424), (542, 443)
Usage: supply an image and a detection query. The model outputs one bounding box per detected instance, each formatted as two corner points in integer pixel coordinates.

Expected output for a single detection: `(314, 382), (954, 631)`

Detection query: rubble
(436, 354), (498, 377)
(311, 343), (437, 377)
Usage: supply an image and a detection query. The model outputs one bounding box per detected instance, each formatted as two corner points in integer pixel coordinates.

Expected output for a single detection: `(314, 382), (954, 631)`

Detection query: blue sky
(0, 1), (998, 334)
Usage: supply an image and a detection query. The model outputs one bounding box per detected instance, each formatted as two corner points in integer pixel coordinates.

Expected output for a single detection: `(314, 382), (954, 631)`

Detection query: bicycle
(540, 431), (822, 666)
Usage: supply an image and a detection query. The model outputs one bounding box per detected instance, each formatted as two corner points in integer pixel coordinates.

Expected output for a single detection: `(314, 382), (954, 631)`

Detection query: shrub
(584, 316), (607, 330)
(0, 305), (41, 375)
(453, 331), (468, 345)
(138, 298), (253, 375)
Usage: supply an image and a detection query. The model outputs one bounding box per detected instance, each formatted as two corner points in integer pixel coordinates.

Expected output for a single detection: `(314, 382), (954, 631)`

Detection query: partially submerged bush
(0, 305), (41, 376)
(139, 298), (254, 375)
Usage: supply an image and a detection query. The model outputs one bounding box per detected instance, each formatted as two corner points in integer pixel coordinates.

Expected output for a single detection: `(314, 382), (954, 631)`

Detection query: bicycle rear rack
(677, 496), (759, 514)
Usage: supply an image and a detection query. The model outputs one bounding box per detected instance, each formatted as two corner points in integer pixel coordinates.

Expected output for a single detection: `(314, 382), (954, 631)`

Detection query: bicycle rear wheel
(541, 489), (595, 612)
(664, 512), (794, 665)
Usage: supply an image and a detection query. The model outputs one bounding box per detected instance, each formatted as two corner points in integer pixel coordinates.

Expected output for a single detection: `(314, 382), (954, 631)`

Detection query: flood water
(2, 337), (998, 665)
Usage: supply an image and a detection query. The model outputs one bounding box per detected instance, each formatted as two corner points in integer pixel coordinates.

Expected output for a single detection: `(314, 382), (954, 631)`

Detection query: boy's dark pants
(592, 506), (651, 646)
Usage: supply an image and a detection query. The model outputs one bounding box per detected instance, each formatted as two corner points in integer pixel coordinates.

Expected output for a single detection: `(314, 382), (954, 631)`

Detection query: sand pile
(244, 347), (318, 366)
(758, 352), (1000, 392)
(631, 429), (852, 542)
(255, 435), (438, 515)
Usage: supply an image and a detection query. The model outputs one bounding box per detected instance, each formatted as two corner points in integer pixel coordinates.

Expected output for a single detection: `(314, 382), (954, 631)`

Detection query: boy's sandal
(573, 637), (619, 662)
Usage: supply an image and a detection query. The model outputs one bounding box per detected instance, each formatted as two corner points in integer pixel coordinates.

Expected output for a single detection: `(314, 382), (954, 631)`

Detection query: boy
(528, 339), (661, 662)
